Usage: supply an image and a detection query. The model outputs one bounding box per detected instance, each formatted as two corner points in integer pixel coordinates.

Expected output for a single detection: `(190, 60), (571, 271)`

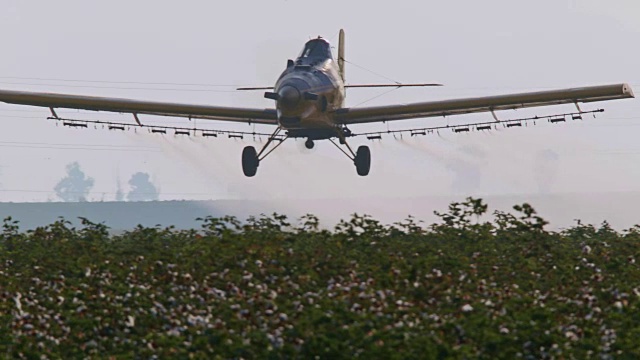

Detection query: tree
(127, 172), (159, 202)
(54, 162), (94, 202)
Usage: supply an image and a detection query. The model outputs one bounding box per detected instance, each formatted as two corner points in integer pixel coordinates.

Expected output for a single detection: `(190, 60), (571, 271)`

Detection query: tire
(354, 145), (371, 176)
(242, 146), (259, 177)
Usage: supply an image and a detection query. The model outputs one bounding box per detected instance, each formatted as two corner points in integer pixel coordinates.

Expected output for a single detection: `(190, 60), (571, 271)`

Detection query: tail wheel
(354, 145), (371, 176)
(305, 139), (315, 149)
(242, 146), (259, 177)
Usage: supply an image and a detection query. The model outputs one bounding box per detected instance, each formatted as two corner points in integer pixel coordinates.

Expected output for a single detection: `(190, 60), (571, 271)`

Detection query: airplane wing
(0, 89), (278, 125)
(335, 83), (634, 124)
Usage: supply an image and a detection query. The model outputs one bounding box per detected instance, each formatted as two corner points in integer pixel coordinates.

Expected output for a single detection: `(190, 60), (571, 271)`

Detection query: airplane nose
(278, 85), (301, 109)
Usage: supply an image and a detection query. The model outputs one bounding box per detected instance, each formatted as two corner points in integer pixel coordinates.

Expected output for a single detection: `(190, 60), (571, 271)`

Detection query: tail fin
(338, 29), (346, 83)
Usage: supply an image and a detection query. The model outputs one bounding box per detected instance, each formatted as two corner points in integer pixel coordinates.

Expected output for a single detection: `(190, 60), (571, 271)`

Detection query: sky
(0, 0), (639, 209)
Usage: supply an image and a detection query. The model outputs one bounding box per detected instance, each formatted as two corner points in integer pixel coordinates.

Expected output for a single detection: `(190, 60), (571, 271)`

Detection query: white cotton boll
(13, 293), (23, 315)
(613, 301), (623, 309)
(565, 331), (579, 341)
(126, 315), (135, 327)
(461, 304), (473, 312)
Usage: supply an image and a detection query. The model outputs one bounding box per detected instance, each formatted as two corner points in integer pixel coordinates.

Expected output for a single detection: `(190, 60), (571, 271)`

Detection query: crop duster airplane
(0, 30), (635, 176)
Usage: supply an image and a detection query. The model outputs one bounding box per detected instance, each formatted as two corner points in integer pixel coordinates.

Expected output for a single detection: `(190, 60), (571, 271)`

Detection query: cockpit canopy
(297, 38), (332, 60)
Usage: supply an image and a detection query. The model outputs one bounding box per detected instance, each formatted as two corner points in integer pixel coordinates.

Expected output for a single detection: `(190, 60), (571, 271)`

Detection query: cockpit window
(298, 39), (332, 59)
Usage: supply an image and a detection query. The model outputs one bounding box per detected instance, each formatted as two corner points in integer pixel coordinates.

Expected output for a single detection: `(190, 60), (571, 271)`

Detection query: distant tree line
(54, 162), (159, 202)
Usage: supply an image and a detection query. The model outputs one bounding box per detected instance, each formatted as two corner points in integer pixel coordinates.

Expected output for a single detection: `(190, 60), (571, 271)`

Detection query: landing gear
(354, 146), (371, 176)
(242, 146), (259, 177)
(243, 125), (370, 177)
(305, 139), (315, 149)
(328, 127), (372, 177)
(241, 127), (287, 177)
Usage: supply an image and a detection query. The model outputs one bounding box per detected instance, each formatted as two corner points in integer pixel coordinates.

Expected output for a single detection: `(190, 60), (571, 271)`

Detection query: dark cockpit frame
(297, 39), (333, 60)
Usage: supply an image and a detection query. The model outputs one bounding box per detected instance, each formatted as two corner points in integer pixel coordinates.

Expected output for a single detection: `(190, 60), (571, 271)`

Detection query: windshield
(298, 39), (332, 59)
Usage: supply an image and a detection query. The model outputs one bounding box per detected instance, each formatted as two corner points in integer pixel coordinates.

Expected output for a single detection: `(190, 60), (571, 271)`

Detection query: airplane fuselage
(269, 38), (346, 140)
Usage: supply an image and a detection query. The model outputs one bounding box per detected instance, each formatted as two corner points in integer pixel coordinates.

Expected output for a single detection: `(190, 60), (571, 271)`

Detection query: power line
(0, 144), (160, 152)
(0, 140), (155, 148)
(0, 81), (240, 93)
(0, 76), (244, 87)
(0, 139), (159, 152)
(0, 75), (637, 91)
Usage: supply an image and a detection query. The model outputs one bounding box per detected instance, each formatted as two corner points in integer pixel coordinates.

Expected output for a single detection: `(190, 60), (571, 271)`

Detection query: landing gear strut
(242, 126), (370, 177)
(241, 127), (287, 177)
(328, 127), (371, 176)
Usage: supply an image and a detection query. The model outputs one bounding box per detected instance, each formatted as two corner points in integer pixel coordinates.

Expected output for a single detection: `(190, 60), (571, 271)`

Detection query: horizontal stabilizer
(344, 83), (442, 89)
(237, 86), (275, 91)
(237, 83), (443, 91)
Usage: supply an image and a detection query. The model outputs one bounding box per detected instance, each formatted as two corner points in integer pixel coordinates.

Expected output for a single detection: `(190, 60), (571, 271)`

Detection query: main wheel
(242, 146), (259, 177)
(354, 145), (371, 176)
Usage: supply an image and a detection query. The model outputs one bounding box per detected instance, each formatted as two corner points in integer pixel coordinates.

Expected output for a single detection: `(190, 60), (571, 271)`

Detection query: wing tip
(622, 83), (635, 98)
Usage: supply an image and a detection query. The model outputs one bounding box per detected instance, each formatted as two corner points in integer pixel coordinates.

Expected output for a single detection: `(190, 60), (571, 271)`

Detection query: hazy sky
(0, 0), (639, 204)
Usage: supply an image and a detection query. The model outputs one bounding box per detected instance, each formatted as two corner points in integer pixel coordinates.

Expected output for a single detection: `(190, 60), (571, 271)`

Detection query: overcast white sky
(0, 0), (638, 204)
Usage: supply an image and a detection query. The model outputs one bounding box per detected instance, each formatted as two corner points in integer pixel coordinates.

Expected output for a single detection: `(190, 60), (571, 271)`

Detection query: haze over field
(0, 1), (639, 226)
